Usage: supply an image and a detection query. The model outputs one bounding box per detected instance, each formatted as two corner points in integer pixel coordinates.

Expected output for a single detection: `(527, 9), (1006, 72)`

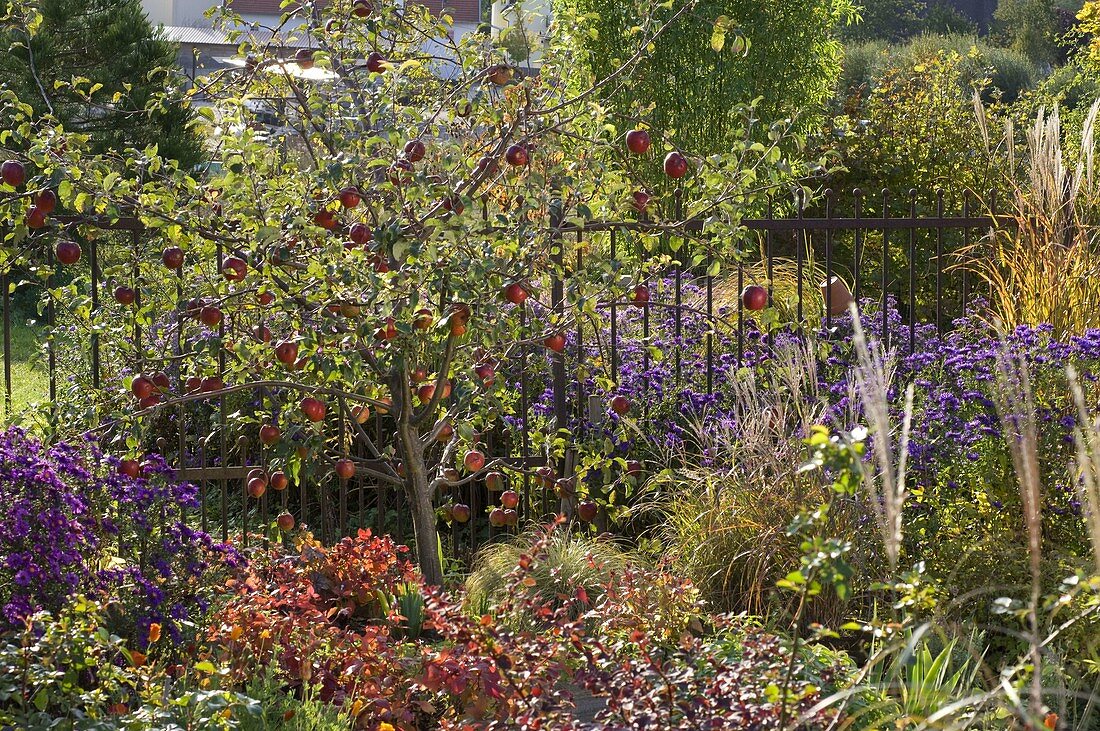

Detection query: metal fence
(0, 189), (1006, 560)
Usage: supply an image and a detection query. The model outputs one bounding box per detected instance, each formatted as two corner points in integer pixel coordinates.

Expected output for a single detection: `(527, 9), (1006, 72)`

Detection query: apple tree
(0, 0), (809, 584)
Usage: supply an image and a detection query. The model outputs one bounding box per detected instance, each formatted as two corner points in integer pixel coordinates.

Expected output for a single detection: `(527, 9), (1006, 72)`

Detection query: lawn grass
(0, 321), (49, 424)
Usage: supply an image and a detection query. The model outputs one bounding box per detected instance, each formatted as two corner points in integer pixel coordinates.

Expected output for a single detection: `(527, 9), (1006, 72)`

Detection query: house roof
(162, 25), (312, 48)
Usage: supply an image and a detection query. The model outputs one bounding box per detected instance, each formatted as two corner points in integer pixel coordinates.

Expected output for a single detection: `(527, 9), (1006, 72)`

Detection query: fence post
(549, 200), (567, 439)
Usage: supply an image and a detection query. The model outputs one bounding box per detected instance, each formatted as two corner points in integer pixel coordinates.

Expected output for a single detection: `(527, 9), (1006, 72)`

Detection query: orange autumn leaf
(130, 650), (147, 667)
(1045, 713), (1059, 729)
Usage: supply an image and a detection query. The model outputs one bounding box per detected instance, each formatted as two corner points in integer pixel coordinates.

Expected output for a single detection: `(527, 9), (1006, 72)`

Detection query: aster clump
(0, 427), (241, 647)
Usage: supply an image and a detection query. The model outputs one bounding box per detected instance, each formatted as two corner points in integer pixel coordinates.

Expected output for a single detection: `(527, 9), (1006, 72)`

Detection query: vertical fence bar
(705, 235), (713, 393)
(549, 204), (567, 440)
(853, 189), (863, 306)
(47, 242), (56, 410)
(89, 237), (100, 389)
(215, 238), (231, 546)
(577, 239), (587, 424)
(674, 190), (683, 389)
(132, 230), (142, 354)
(736, 256), (744, 367)
(881, 190), (890, 350)
(796, 189), (805, 325)
(935, 189), (944, 334)
(908, 189), (917, 355)
(962, 192), (970, 313)
(2, 267), (10, 417)
(824, 189), (834, 332)
(766, 198), (775, 349)
(609, 229), (618, 383)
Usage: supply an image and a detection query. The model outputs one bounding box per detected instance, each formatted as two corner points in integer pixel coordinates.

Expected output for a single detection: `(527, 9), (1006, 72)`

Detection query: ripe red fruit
(35, 189), (57, 214)
(487, 64), (514, 85)
(387, 158), (413, 185)
(200, 376), (223, 393)
(411, 367), (428, 383)
(417, 383), (436, 404)
(503, 508), (518, 526)
(464, 450), (486, 473)
(199, 306), (222, 327)
(118, 459), (142, 479)
(222, 256), (247, 281)
(535, 465), (555, 489)
(335, 458), (356, 480)
(374, 317), (397, 341)
(544, 334), (566, 352)
(1, 160), (25, 187)
(25, 206), (47, 229)
(131, 376), (155, 399)
(413, 309), (433, 330)
(503, 282), (528, 305)
(442, 195), (464, 214)
(443, 467), (461, 483)
(314, 209), (338, 229)
(610, 395), (630, 416)
(277, 512), (295, 531)
(504, 144), (528, 167)
(295, 48), (315, 69)
(275, 341), (298, 365)
(55, 241), (80, 265)
(404, 139), (426, 162)
(631, 190), (651, 213)
(626, 129), (651, 154)
(139, 394), (161, 409)
(626, 460), (643, 478)
(632, 284), (650, 306)
(451, 503), (471, 523)
(500, 489), (520, 509)
(485, 471), (505, 491)
(162, 246), (184, 269)
(259, 424), (281, 446)
(300, 397), (326, 422)
(475, 155), (499, 176)
(270, 471), (289, 491)
(741, 284), (768, 311)
(366, 51), (386, 73)
(352, 404), (371, 423)
(253, 325), (272, 343)
(577, 501), (598, 522)
(151, 372), (170, 392)
(349, 222), (372, 246)
(663, 151), (689, 179)
(114, 286), (136, 305)
(489, 507), (507, 527)
(247, 478), (266, 499)
(436, 421), (454, 442)
(185, 376), (202, 393)
(257, 290), (275, 306)
(474, 363), (495, 386)
(352, 0), (372, 17)
(338, 186), (361, 208)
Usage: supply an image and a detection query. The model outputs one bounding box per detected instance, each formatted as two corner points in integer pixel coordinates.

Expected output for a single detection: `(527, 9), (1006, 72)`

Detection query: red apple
(404, 139), (426, 162)
(475, 155), (498, 176)
(114, 286), (136, 305)
(366, 51), (386, 73)
(139, 394), (161, 409)
(254, 325), (272, 343)
(464, 450), (485, 473)
(295, 48), (315, 69)
(338, 186), (361, 208)
(118, 459), (142, 479)
(374, 317), (397, 341)
(200, 376), (223, 393)
(131, 376), (155, 400)
(277, 512), (295, 531)
(631, 190), (651, 213)
(544, 333), (566, 352)
(185, 376), (202, 393)
(1, 160), (25, 187)
(199, 306), (222, 327)
(417, 383), (436, 404)
(632, 284), (650, 306)
(577, 501), (598, 522)
(352, 0), (372, 17)
(474, 363), (495, 386)
(610, 395), (630, 416)
(270, 471), (289, 491)
(247, 478), (266, 499)
(504, 144), (528, 167)
(503, 508), (518, 526)
(387, 158), (412, 185)
(503, 282), (528, 305)
(451, 503), (471, 523)
(259, 424), (281, 446)
(500, 490), (519, 509)
(626, 460), (643, 478)
(222, 256), (247, 281)
(301, 397), (326, 422)
(442, 195), (464, 214)
(411, 367), (428, 383)
(626, 129), (651, 154)
(275, 340), (299, 365)
(436, 422), (454, 442)
(487, 64), (513, 85)
(349, 222), (372, 246)
(535, 465), (555, 489)
(162, 246), (184, 269)
(485, 471), (505, 491)
(25, 206), (46, 229)
(257, 290), (275, 306)
(151, 372), (170, 392)
(314, 209), (338, 229)
(35, 189), (57, 214)
(352, 404), (371, 423)
(663, 151), (689, 179)
(741, 284), (768, 311)
(413, 308), (434, 330)
(489, 507), (507, 527)
(55, 240), (80, 265)
(335, 458), (356, 480)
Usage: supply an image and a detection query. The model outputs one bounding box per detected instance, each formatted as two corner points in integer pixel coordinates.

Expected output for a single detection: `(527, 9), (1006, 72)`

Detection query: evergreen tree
(0, 0), (203, 168)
